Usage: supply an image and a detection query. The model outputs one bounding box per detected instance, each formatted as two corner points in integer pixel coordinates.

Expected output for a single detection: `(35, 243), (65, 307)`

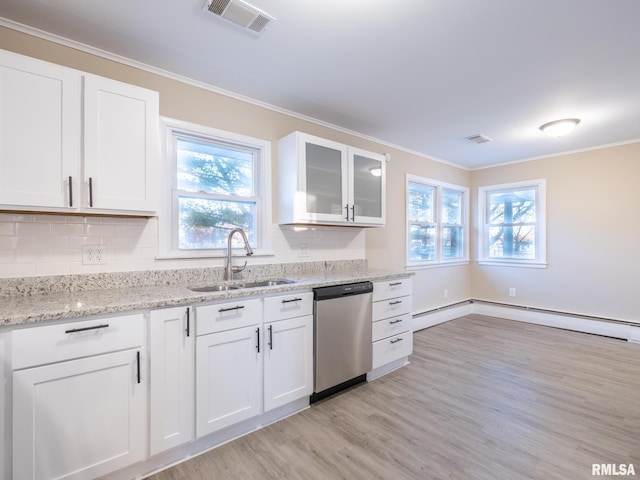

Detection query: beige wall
(4, 26), (635, 324)
(366, 149), (472, 314)
(0, 26), (468, 297)
(471, 142), (640, 323)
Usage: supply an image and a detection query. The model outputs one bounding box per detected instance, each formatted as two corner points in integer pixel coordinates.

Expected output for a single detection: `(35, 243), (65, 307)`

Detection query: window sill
(156, 250), (275, 261)
(406, 260), (470, 271)
(476, 260), (548, 269)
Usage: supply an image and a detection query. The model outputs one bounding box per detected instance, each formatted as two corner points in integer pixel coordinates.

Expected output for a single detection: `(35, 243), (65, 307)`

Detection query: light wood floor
(147, 314), (640, 480)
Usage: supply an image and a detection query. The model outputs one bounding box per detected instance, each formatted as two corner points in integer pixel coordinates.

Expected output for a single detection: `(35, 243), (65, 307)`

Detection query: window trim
(158, 117), (272, 259)
(477, 179), (547, 268)
(406, 174), (470, 270)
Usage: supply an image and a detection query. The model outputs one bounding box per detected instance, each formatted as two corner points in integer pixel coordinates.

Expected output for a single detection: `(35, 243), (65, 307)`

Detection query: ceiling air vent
(465, 134), (492, 144)
(204, 0), (275, 34)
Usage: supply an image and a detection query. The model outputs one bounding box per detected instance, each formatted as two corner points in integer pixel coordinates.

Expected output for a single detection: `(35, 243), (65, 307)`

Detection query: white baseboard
(471, 302), (640, 342)
(412, 303), (473, 332)
(411, 301), (640, 343)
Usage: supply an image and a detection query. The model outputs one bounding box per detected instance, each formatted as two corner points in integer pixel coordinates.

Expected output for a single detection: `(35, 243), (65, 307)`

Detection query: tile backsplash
(0, 213), (366, 278)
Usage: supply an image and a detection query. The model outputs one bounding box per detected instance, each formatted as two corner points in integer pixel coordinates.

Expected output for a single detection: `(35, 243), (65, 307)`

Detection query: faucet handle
(231, 260), (247, 274)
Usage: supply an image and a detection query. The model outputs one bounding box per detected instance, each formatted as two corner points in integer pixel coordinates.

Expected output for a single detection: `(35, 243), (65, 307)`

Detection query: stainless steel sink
(189, 285), (241, 292)
(188, 279), (295, 292)
(242, 279), (296, 288)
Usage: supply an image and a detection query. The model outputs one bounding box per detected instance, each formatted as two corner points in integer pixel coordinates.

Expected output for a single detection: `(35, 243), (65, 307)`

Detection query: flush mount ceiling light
(539, 118), (581, 137)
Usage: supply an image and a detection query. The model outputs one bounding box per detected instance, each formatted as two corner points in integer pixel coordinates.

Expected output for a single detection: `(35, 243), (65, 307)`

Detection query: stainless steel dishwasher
(311, 281), (373, 402)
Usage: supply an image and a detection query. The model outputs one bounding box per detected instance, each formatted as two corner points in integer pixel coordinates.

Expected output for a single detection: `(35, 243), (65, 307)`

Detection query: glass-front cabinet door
(278, 131), (386, 226)
(349, 147), (385, 225)
(303, 137), (349, 222)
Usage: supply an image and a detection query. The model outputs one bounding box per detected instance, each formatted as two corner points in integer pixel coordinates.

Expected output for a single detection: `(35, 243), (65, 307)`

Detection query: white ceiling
(1, 0), (639, 169)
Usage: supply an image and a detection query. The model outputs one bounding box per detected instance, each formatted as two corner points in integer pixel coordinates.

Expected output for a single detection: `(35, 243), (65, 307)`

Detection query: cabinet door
(298, 133), (349, 224)
(149, 307), (195, 456)
(349, 147), (385, 225)
(196, 325), (262, 437)
(13, 349), (146, 480)
(264, 315), (313, 412)
(83, 74), (159, 213)
(0, 50), (81, 210)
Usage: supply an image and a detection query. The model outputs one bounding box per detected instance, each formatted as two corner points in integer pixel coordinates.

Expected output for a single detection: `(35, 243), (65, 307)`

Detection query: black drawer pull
(391, 338), (403, 344)
(68, 176), (73, 207)
(268, 324), (273, 350)
(186, 308), (190, 337)
(256, 327), (260, 352)
(389, 282), (402, 286)
(281, 298), (302, 304)
(218, 305), (245, 313)
(389, 319), (403, 325)
(88, 177), (94, 207)
(65, 324), (109, 334)
(389, 300), (402, 305)
(136, 351), (141, 384)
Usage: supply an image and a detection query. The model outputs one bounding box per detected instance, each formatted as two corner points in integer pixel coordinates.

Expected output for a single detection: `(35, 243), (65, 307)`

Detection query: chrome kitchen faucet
(225, 228), (253, 280)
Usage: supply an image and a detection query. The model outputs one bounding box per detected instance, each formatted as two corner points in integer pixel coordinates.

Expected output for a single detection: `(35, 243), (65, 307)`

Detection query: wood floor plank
(146, 315), (640, 479)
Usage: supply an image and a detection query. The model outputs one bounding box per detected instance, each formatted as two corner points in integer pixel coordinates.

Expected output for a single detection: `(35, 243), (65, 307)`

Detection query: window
(477, 179), (546, 267)
(406, 175), (469, 268)
(159, 118), (271, 258)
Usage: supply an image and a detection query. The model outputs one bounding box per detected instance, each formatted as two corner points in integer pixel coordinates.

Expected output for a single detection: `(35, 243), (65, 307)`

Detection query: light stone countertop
(0, 268), (411, 327)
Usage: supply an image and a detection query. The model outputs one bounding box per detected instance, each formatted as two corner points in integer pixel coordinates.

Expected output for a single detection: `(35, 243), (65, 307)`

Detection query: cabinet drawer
(263, 292), (313, 322)
(372, 314), (412, 342)
(196, 298), (261, 335)
(372, 295), (411, 321)
(12, 314), (144, 370)
(373, 278), (412, 302)
(371, 330), (413, 370)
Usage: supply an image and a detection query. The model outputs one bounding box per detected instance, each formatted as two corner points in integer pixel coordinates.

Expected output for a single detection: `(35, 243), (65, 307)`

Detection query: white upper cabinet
(83, 74), (158, 213)
(278, 131), (385, 226)
(0, 49), (159, 215)
(0, 49), (81, 210)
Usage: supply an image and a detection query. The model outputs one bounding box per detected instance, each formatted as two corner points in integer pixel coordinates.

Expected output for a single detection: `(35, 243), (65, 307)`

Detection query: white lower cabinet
(195, 292), (313, 437)
(12, 314), (146, 480)
(263, 314), (313, 412)
(370, 278), (413, 375)
(195, 324), (262, 437)
(149, 307), (195, 456)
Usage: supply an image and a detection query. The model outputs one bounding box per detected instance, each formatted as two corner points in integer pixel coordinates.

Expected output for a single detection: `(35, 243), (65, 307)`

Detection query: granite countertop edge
(1, 271), (412, 328)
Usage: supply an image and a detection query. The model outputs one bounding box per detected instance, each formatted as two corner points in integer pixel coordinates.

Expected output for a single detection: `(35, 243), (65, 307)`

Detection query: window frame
(406, 174), (469, 270)
(158, 117), (272, 259)
(477, 179), (547, 268)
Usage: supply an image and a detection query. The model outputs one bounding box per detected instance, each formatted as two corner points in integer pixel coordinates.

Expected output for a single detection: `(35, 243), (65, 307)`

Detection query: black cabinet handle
(391, 338), (403, 344)
(136, 351), (141, 384)
(350, 204), (355, 221)
(218, 305), (245, 313)
(389, 282), (402, 286)
(268, 325), (273, 350)
(389, 300), (403, 305)
(389, 319), (403, 325)
(281, 298), (302, 304)
(256, 327), (260, 353)
(344, 204), (349, 221)
(65, 323), (109, 334)
(186, 308), (190, 337)
(68, 176), (73, 207)
(88, 177), (94, 207)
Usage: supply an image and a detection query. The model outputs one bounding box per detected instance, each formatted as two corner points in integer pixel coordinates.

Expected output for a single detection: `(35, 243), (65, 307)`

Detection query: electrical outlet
(444, 289), (449, 299)
(298, 243), (309, 258)
(82, 245), (107, 265)
(509, 287), (516, 297)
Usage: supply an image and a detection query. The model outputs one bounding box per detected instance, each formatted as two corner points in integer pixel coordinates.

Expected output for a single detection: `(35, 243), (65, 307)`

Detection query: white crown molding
(0, 17), (460, 170)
